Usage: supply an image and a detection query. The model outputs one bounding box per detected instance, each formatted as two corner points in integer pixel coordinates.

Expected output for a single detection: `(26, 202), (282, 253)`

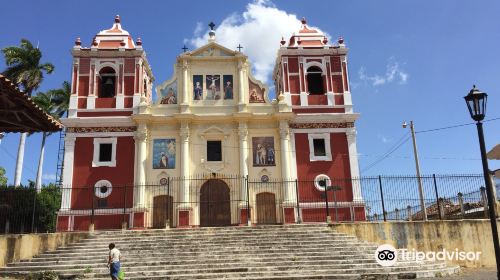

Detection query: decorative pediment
(190, 42), (237, 57)
(199, 126), (229, 139)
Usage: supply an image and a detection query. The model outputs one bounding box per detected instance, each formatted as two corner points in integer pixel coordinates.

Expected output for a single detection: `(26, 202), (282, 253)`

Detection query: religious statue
(194, 81), (202, 100)
(206, 75), (220, 99)
(224, 81), (233, 99)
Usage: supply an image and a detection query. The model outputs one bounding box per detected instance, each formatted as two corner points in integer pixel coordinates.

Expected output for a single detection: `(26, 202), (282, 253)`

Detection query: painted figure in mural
(250, 88), (263, 102)
(160, 87), (176, 104)
(266, 145), (275, 165)
(159, 152), (169, 168)
(207, 75), (220, 99)
(194, 81), (202, 100)
(224, 81), (233, 99)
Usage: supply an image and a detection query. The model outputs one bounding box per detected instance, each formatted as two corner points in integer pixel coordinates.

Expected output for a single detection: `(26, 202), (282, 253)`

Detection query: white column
(238, 122), (249, 202)
(238, 60), (247, 112)
(179, 121), (191, 207)
(134, 125), (147, 207)
(116, 62), (124, 109)
(60, 134), (76, 210)
(279, 120), (295, 204)
(180, 60), (190, 113)
(347, 128), (363, 202)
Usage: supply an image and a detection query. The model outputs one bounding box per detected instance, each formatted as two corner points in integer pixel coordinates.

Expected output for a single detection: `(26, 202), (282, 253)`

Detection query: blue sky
(0, 0), (499, 185)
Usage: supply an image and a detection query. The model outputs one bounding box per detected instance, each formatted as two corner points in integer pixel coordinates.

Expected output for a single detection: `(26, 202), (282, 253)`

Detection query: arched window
(98, 67), (116, 98)
(306, 66), (324, 95)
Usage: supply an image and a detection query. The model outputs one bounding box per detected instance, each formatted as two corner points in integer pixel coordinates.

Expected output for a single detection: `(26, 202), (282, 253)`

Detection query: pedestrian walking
(107, 243), (122, 280)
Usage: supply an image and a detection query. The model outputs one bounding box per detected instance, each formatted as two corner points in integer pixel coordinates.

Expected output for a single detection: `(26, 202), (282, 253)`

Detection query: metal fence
(0, 174), (495, 233)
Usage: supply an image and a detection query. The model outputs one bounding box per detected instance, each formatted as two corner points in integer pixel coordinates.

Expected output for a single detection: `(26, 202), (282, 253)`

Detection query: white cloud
(42, 173), (56, 181)
(359, 57), (409, 86)
(185, 0), (330, 84)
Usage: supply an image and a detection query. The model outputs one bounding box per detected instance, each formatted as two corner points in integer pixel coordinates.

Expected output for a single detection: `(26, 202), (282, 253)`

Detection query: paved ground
(420, 268), (496, 279)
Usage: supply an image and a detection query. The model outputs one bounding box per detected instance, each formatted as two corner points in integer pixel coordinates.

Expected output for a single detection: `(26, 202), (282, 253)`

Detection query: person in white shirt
(107, 243), (121, 280)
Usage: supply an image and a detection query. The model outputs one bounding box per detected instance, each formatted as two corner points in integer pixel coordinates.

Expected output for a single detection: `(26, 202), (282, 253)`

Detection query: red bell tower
(274, 18), (364, 222)
(58, 16), (153, 231)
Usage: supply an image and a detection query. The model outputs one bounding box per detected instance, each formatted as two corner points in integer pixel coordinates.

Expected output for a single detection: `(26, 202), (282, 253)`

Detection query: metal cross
(237, 44), (243, 52)
(182, 45), (188, 52)
(208, 22), (216, 31)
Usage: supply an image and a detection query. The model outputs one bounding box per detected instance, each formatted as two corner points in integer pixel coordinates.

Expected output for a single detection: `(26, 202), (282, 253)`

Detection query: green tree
(1, 39), (55, 186)
(32, 82), (70, 190)
(0, 167), (7, 186)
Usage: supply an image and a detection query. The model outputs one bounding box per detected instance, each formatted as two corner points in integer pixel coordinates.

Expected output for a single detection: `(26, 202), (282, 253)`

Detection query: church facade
(57, 16), (363, 231)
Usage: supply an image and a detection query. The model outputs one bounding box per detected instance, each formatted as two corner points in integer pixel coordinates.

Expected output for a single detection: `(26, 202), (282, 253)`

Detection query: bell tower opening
(98, 66), (116, 98)
(306, 66), (324, 95)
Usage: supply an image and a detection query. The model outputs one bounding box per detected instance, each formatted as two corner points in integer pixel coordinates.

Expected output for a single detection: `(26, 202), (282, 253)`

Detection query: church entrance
(152, 195), (173, 228)
(256, 192), (277, 224)
(200, 179), (231, 226)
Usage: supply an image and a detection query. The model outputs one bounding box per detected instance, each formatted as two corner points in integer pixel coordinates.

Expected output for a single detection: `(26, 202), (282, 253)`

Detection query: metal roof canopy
(0, 74), (63, 133)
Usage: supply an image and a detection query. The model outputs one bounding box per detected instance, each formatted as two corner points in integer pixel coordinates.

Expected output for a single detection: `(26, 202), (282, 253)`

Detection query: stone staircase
(0, 225), (459, 279)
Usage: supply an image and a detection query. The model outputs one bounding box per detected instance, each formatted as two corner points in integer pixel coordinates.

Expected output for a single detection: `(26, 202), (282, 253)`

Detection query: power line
(416, 117), (500, 134)
(361, 133), (411, 173)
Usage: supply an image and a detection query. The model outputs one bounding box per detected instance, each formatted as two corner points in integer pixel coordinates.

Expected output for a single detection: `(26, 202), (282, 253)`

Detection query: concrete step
(0, 225), (460, 279)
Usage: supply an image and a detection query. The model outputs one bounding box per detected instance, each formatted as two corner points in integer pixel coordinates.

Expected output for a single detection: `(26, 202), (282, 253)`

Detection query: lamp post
(403, 120), (427, 221)
(464, 85), (500, 279)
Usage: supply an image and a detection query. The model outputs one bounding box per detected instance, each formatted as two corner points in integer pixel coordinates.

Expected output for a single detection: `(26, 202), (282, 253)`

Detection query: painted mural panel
(206, 75), (221, 100)
(249, 79), (265, 103)
(153, 139), (176, 169)
(252, 137), (275, 166)
(158, 80), (177, 104)
(223, 75), (233, 100)
(193, 75), (203, 100)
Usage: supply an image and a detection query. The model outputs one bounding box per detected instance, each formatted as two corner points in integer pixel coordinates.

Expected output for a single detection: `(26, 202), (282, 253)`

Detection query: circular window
(261, 175), (269, 182)
(159, 178), (168, 186)
(95, 180), (112, 198)
(314, 174), (331, 191)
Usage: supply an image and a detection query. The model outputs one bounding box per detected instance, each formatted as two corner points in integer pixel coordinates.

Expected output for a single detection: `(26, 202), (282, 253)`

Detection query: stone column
(181, 60), (190, 113)
(134, 125), (147, 208)
(60, 134), (76, 210)
(347, 128), (363, 202)
(280, 120), (296, 223)
(178, 121), (191, 226)
(238, 122), (250, 224)
(238, 60), (247, 112)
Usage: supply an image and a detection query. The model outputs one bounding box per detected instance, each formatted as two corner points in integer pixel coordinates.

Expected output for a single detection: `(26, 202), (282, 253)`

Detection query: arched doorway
(200, 179), (231, 226)
(256, 192), (277, 224)
(153, 195), (173, 228)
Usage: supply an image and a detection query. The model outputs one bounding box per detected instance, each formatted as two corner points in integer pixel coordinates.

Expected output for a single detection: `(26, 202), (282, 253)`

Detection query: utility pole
(403, 121), (427, 221)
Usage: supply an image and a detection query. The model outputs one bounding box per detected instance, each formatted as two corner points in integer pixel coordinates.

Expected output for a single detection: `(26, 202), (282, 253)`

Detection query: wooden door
(153, 195), (173, 228)
(200, 179), (231, 226)
(256, 192), (277, 224)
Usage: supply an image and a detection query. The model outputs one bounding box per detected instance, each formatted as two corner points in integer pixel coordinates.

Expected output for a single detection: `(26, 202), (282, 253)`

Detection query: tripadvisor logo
(375, 244), (482, 266)
(375, 244), (397, 267)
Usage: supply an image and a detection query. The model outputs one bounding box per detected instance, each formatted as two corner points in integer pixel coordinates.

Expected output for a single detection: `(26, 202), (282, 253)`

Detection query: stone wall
(331, 219), (499, 268)
(0, 232), (89, 267)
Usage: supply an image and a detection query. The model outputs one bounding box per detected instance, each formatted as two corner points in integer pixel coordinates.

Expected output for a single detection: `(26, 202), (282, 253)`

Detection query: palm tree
(32, 82), (70, 191)
(1, 39), (54, 186)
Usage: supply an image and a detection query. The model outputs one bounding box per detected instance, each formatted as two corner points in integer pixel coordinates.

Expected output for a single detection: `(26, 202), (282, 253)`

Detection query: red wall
(71, 136), (135, 209)
(294, 133), (353, 202)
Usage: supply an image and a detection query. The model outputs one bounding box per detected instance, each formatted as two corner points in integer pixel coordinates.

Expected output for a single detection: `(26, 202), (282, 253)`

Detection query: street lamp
(402, 120), (427, 221)
(464, 85), (500, 279)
